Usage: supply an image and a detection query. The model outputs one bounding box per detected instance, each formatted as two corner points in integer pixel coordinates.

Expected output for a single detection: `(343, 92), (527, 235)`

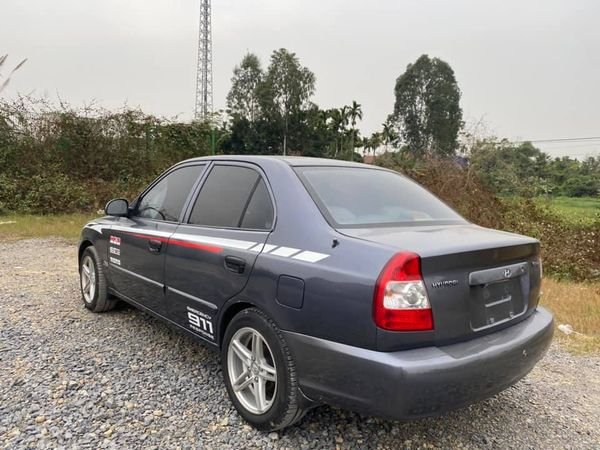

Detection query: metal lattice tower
(194, 0), (213, 120)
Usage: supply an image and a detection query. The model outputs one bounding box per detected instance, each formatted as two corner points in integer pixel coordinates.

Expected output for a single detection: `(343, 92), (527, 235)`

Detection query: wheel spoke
(259, 362), (276, 382)
(252, 331), (264, 361)
(254, 377), (266, 411)
(231, 339), (252, 364)
(232, 369), (252, 392)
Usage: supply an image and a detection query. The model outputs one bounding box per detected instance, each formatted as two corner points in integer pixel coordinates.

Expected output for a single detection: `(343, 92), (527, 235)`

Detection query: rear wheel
(221, 308), (305, 431)
(79, 246), (117, 313)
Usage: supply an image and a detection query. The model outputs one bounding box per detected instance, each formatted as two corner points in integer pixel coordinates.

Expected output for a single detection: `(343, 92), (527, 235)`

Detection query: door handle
(148, 239), (162, 254)
(224, 256), (246, 274)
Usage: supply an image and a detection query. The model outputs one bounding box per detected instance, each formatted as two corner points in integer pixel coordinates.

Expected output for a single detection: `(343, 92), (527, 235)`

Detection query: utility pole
(194, 0), (213, 120)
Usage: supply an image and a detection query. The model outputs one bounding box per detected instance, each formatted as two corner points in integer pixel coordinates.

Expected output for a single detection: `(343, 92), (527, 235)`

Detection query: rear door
(164, 162), (275, 342)
(108, 163), (206, 315)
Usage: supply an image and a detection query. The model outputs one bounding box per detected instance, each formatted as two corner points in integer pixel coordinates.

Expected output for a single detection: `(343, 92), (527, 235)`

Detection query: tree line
(220, 51), (465, 161)
(0, 48), (597, 216)
(221, 49), (598, 198)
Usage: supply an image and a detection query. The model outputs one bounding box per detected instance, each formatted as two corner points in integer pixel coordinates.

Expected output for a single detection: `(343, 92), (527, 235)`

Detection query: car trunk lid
(340, 224), (542, 349)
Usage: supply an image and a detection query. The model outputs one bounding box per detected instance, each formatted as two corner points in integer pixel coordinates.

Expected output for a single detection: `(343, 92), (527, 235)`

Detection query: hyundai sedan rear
(78, 156), (553, 430)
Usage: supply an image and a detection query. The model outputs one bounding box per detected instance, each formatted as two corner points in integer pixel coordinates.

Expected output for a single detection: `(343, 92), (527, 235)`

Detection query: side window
(136, 165), (205, 222)
(241, 179), (274, 230)
(189, 165), (274, 230)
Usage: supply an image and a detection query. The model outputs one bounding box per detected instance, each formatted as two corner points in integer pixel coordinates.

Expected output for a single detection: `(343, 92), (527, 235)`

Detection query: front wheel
(79, 246), (117, 313)
(221, 308), (306, 431)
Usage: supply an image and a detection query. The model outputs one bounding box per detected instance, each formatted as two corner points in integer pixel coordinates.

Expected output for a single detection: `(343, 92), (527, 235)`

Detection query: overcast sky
(2, 0), (599, 158)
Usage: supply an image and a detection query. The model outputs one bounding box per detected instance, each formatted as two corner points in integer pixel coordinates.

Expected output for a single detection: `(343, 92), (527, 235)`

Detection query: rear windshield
(295, 166), (466, 228)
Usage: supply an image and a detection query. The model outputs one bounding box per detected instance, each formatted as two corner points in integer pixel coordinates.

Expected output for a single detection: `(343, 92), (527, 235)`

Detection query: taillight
(373, 252), (434, 331)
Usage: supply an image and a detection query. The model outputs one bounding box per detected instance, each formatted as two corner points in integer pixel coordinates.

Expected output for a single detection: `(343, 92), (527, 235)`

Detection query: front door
(108, 163), (206, 315)
(164, 163), (275, 343)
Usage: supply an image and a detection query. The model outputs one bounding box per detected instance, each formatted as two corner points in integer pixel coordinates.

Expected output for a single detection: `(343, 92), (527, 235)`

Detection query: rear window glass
(295, 166), (465, 227)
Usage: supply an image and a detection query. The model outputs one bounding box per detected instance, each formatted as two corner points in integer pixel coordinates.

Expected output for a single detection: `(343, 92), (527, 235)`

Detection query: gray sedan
(78, 156), (553, 430)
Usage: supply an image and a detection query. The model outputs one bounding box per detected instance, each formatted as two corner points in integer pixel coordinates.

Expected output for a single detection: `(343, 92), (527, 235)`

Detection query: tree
(348, 100), (363, 160)
(562, 175), (599, 197)
(365, 132), (382, 155)
(226, 53), (263, 122)
(381, 120), (398, 153)
(391, 54), (462, 157)
(260, 49), (316, 155)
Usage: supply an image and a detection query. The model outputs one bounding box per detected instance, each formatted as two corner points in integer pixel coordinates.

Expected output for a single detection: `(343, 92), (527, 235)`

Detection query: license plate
(470, 278), (526, 330)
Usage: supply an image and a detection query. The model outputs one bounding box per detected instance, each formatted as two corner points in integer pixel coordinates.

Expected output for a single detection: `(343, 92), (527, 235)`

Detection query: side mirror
(105, 198), (129, 217)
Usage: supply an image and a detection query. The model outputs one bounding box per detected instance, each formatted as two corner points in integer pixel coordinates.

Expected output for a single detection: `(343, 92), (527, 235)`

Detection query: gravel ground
(1, 238), (599, 450)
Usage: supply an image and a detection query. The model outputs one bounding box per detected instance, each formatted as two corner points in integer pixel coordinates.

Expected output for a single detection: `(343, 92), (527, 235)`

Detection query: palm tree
(348, 100), (363, 160)
(381, 121), (397, 153)
(338, 106), (350, 158)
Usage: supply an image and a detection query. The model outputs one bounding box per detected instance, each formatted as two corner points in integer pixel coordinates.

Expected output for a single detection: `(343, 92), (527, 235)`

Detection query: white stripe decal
(248, 243), (265, 252)
(270, 247), (301, 257)
(111, 225), (172, 239)
(109, 225), (330, 263)
(85, 223), (105, 234)
(292, 251), (330, 263)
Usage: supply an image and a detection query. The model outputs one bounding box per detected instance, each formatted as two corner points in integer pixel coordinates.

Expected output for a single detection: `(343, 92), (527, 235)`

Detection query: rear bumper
(283, 307), (554, 420)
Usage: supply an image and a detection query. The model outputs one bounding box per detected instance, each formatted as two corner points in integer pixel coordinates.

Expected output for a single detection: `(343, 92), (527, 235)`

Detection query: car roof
(180, 155), (376, 169)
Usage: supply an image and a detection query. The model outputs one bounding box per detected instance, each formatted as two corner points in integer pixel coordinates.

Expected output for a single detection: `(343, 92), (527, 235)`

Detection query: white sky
(2, 0), (599, 158)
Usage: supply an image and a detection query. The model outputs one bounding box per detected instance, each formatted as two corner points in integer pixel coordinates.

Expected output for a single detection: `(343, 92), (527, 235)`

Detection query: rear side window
(136, 165), (205, 222)
(240, 179), (274, 230)
(295, 166), (465, 228)
(189, 165), (274, 230)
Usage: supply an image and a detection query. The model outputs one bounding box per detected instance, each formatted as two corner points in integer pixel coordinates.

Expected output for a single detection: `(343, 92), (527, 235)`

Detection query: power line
(514, 136), (600, 144)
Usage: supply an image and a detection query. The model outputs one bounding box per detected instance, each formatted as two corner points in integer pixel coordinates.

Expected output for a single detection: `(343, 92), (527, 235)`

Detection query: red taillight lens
(373, 252), (434, 331)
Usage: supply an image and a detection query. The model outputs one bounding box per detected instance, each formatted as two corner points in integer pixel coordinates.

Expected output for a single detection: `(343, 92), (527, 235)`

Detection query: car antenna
(332, 239), (339, 248)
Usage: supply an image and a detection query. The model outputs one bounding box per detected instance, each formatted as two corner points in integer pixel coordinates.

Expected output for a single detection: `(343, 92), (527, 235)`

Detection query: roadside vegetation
(535, 196), (600, 225)
(541, 278), (600, 354)
(0, 213), (97, 241)
(1, 49), (598, 351)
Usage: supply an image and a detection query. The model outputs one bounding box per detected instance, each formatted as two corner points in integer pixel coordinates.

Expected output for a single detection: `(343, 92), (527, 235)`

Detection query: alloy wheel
(80, 255), (96, 304)
(227, 327), (277, 415)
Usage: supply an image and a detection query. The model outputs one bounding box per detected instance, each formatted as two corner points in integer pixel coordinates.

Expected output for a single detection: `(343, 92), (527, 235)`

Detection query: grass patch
(536, 196), (600, 225)
(541, 278), (600, 354)
(0, 213), (99, 241)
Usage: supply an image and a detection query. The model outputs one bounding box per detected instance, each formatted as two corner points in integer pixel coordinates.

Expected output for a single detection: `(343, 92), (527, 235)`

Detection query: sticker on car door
(186, 306), (214, 340)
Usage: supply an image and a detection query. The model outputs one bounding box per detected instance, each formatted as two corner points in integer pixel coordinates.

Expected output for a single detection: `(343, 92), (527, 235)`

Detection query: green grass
(536, 196), (600, 225)
(0, 213), (99, 241)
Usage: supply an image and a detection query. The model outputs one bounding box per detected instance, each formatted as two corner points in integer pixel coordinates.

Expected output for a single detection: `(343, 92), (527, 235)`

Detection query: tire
(79, 246), (117, 313)
(221, 308), (305, 431)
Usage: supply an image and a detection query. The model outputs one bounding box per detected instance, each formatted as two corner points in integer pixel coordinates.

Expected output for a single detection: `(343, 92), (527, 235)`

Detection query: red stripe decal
(120, 231), (222, 254)
(169, 239), (223, 254)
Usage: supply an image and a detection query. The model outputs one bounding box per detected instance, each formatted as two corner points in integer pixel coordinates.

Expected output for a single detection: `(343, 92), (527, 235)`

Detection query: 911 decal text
(186, 306), (214, 340)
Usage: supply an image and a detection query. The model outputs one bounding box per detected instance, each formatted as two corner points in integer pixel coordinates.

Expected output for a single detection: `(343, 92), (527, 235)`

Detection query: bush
(562, 175), (599, 197)
(0, 97), (217, 212)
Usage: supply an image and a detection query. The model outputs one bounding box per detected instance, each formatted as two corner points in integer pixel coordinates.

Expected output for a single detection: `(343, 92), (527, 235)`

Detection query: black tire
(79, 246), (117, 313)
(221, 308), (305, 431)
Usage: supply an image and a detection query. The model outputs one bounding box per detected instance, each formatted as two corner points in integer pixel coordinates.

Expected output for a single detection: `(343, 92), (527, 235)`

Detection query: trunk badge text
(431, 280), (459, 288)
(504, 269), (512, 278)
